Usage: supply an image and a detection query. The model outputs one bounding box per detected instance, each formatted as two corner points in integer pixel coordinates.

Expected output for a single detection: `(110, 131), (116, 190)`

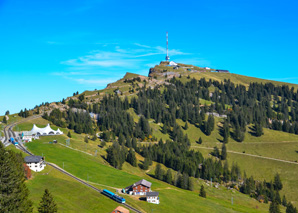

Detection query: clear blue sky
(0, 0), (298, 115)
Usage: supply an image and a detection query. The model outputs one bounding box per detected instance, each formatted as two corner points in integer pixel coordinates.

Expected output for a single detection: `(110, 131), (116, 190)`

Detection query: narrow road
(2, 114), (42, 147)
(8, 115), (143, 213)
(191, 146), (298, 165)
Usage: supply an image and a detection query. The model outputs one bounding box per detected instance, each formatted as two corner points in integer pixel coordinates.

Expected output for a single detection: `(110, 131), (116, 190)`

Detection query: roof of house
(24, 155), (43, 163)
(125, 179), (152, 190)
(146, 192), (159, 197)
(112, 206), (129, 213)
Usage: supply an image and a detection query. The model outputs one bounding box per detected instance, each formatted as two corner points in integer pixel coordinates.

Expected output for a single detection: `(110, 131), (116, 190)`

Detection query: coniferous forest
(40, 76), (298, 209)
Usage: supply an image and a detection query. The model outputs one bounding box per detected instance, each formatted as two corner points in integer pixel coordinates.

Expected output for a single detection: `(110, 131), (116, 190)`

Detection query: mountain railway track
(7, 115), (143, 213)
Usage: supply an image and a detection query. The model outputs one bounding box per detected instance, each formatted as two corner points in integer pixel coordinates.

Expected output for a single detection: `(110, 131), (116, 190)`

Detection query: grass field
(26, 166), (120, 213)
(25, 135), (271, 212)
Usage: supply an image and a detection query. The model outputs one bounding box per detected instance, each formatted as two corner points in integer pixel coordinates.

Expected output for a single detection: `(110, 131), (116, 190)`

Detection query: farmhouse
(125, 179), (152, 195)
(24, 155), (45, 172)
(146, 192), (160, 204)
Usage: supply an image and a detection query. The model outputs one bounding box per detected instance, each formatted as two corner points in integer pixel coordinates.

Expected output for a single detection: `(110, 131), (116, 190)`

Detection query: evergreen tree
(102, 131), (110, 142)
(221, 143), (227, 160)
(67, 131), (72, 138)
(184, 122), (189, 130)
(269, 200), (280, 213)
(211, 146), (220, 158)
(2, 116), (7, 124)
(205, 115), (215, 136)
(142, 157), (150, 170)
(5, 110), (10, 115)
(282, 195), (287, 207)
(223, 120), (229, 143)
(198, 137), (203, 144)
(126, 149), (137, 167)
(273, 173), (283, 191)
(199, 185), (206, 198)
(188, 178), (194, 191)
(0, 143), (33, 212)
(165, 169), (172, 184)
(254, 121), (263, 137)
(155, 164), (164, 180)
(38, 189), (58, 213)
(275, 190), (281, 204)
(286, 202), (298, 213)
(118, 134), (125, 145)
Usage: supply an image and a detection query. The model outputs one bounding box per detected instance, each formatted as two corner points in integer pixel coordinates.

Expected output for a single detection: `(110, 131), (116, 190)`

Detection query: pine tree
(282, 195), (287, 207)
(211, 146), (220, 158)
(165, 169), (172, 184)
(188, 178), (194, 191)
(199, 185), (206, 198)
(286, 202), (298, 213)
(126, 149), (137, 167)
(118, 134), (125, 145)
(84, 135), (88, 143)
(254, 121), (263, 137)
(38, 189), (58, 213)
(223, 120), (229, 143)
(273, 173), (283, 191)
(198, 137), (203, 144)
(269, 200), (280, 213)
(142, 157), (150, 170)
(155, 164), (164, 180)
(205, 115), (215, 136)
(67, 131), (72, 138)
(184, 121), (189, 130)
(221, 143), (227, 160)
(2, 116), (7, 124)
(0, 143), (33, 212)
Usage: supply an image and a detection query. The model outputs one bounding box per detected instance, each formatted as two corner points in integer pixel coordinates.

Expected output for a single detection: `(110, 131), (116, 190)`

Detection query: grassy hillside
(8, 147), (120, 213)
(25, 135), (271, 213)
(16, 117), (273, 212)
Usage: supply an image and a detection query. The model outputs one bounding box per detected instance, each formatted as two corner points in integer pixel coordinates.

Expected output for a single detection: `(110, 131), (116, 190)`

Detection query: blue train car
(11, 137), (18, 145)
(102, 189), (125, 203)
(113, 194), (125, 203)
(102, 189), (114, 198)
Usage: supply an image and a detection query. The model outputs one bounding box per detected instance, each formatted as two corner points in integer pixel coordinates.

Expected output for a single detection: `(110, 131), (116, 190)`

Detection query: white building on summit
(23, 124), (63, 137)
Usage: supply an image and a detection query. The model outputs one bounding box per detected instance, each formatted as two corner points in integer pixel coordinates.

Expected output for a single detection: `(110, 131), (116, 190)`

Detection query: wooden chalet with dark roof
(125, 179), (152, 195)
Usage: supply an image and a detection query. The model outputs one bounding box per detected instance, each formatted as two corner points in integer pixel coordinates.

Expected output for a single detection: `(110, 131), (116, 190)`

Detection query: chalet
(146, 192), (160, 204)
(24, 155), (45, 172)
(125, 179), (152, 195)
(111, 206), (129, 213)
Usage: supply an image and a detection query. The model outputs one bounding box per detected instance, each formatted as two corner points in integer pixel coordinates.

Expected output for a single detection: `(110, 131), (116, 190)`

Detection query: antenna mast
(165, 32), (170, 61)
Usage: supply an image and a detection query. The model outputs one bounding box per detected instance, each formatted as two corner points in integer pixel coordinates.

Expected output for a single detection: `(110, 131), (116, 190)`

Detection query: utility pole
(63, 162), (64, 169)
(231, 197), (233, 205)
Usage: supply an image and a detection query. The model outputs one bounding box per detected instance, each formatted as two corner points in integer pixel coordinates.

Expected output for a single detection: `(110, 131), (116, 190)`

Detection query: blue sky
(0, 0), (298, 115)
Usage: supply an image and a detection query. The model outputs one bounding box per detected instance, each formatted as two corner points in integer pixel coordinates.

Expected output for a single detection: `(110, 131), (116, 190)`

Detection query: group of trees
(43, 108), (94, 135)
(154, 164), (194, 191)
(0, 143), (57, 212)
(106, 142), (139, 169)
(18, 108), (30, 118)
(46, 76), (298, 208)
(211, 143), (227, 160)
